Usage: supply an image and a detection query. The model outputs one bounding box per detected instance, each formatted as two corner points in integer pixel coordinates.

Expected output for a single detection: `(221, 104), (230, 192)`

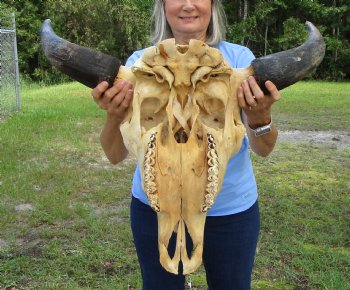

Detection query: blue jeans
(130, 196), (260, 290)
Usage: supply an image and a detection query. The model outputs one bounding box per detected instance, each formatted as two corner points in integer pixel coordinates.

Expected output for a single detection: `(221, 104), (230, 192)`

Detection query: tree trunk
(238, 0), (242, 20)
(264, 23), (268, 56)
(243, 0), (248, 20)
(240, 0), (248, 45)
(335, 26), (339, 62)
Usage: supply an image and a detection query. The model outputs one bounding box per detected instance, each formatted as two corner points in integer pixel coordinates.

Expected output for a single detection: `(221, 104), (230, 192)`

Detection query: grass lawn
(0, 81), (349, 289)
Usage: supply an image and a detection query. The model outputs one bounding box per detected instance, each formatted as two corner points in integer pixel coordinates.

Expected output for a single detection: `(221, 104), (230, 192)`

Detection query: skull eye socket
(155, 73), (165, 82)
(200, 98), (226, 129)
(202, 74), (210, 82)
(140, 97), (167, 132)
(204, 98), (225, 114)
(198, 73), (221, 84)
(143, 71), (167, 83)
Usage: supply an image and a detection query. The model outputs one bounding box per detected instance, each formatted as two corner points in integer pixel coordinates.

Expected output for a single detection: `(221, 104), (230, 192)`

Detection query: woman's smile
(179, 16), (198, 21)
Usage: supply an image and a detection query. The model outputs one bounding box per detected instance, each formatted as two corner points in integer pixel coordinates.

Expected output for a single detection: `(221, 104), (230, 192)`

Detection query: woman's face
(164, 0), (212, 44)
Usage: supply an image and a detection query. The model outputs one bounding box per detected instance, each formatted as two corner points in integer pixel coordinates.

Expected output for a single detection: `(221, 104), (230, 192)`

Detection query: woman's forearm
(243, 114), (278, 157)
(100, 113), (128, 164)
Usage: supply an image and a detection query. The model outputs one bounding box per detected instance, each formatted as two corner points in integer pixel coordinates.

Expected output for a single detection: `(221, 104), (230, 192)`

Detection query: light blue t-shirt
(125, 41), (257, 216)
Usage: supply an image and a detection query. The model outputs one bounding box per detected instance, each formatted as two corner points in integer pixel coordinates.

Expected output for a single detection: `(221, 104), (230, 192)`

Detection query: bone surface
(120, 39), (246, 274)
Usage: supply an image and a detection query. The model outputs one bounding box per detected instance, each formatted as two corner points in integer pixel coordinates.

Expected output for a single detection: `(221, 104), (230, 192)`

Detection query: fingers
(110, 87), (133, 111)
(237, 76), (281, 110)
(105, 80), (130, 102)
(237, 86), (249, 109)
(265, 80), (281, 102)
(91, 80), (133, 112)
(247, 76), (264, 102)
(238, 76), (263, 109)
(242, 78), (256, 107)
(91, 81), (108, 100)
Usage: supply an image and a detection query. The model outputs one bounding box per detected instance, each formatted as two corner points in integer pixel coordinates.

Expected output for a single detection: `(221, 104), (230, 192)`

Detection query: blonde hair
(150, 0), (227, 45)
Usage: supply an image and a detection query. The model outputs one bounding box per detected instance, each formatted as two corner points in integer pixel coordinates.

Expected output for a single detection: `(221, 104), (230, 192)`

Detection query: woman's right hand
(91, 80), (133, 123)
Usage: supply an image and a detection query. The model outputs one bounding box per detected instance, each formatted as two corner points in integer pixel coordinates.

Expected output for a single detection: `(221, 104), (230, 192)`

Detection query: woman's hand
(91, 80), (133, 123)
(237, 76), (281, 128)
(237, 76), (281, 157)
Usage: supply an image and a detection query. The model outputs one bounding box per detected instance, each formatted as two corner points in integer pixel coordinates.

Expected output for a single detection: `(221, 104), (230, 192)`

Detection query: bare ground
(278, 130), (350, 149)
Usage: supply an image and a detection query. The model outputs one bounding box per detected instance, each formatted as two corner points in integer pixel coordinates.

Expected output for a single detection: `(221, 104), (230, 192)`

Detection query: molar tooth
(144, 133), (160, 212)
(202, 134), (219, 212)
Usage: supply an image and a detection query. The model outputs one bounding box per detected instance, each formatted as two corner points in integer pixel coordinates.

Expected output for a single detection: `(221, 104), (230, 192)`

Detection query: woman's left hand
(237, 76), (281, 128)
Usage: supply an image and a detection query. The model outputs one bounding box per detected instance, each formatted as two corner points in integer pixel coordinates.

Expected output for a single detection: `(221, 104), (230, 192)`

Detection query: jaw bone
(142, 108), (227, 274)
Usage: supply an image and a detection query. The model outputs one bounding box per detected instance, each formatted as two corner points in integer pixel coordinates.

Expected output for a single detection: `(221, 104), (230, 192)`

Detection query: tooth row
(202, 134), (219, 212)
(144, 133), (160, 212)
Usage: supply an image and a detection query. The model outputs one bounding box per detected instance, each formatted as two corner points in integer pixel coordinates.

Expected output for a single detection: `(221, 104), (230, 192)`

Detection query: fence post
(12, 12), (21, 110)
(0, 12), (21, 116)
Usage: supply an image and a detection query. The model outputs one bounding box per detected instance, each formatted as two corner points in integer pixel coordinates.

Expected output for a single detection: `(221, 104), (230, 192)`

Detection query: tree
(224, 0), (349, 79)
(0, 2), (14, 27)
(1, 0), (46, 79)
(3, 0), (349, 82)
(3, 0), (151, 82)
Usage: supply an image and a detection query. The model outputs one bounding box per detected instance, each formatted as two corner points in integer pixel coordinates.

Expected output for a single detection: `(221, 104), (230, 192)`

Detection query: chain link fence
(0, 12), (21, 118)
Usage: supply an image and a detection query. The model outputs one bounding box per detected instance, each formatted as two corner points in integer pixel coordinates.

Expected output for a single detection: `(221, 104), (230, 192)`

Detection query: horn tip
(40, 19), (53, 35)
(42, 19), (52, 29)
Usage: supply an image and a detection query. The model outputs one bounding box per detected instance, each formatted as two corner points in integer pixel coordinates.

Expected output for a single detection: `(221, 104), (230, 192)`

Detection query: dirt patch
(278, 131), (350, 149)
(0, 239), (7, 249)
(15, 203), (35, 212)
(86, 154), (136, 171)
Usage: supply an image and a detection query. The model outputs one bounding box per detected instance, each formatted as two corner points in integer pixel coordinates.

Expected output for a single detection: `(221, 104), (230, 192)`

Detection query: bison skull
(119, 39), (246, 273)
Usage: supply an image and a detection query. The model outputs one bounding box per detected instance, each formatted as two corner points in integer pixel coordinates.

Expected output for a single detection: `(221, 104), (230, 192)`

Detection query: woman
(92, 0), (281, 289)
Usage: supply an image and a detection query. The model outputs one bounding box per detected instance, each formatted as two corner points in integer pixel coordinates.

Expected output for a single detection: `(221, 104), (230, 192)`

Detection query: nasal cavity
(177, 45), (189, 54)
(174, 128), (188, 143)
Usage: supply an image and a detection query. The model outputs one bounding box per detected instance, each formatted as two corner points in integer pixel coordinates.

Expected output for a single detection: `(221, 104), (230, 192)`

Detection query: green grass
(0, 84), (18, 116)
(252, 143), (350, 290)
(273, 81), (350, 131)
(0, 81), (349, 289)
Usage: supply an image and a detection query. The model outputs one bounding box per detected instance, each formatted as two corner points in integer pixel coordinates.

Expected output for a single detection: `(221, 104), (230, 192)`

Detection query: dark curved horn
(40, 19), (121, 88)
(251, 21), (326, 93)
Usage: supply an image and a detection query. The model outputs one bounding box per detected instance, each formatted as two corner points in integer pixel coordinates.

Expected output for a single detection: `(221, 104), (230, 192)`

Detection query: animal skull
(40, 19), (326, 274)
(119, 39), (246, 273)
